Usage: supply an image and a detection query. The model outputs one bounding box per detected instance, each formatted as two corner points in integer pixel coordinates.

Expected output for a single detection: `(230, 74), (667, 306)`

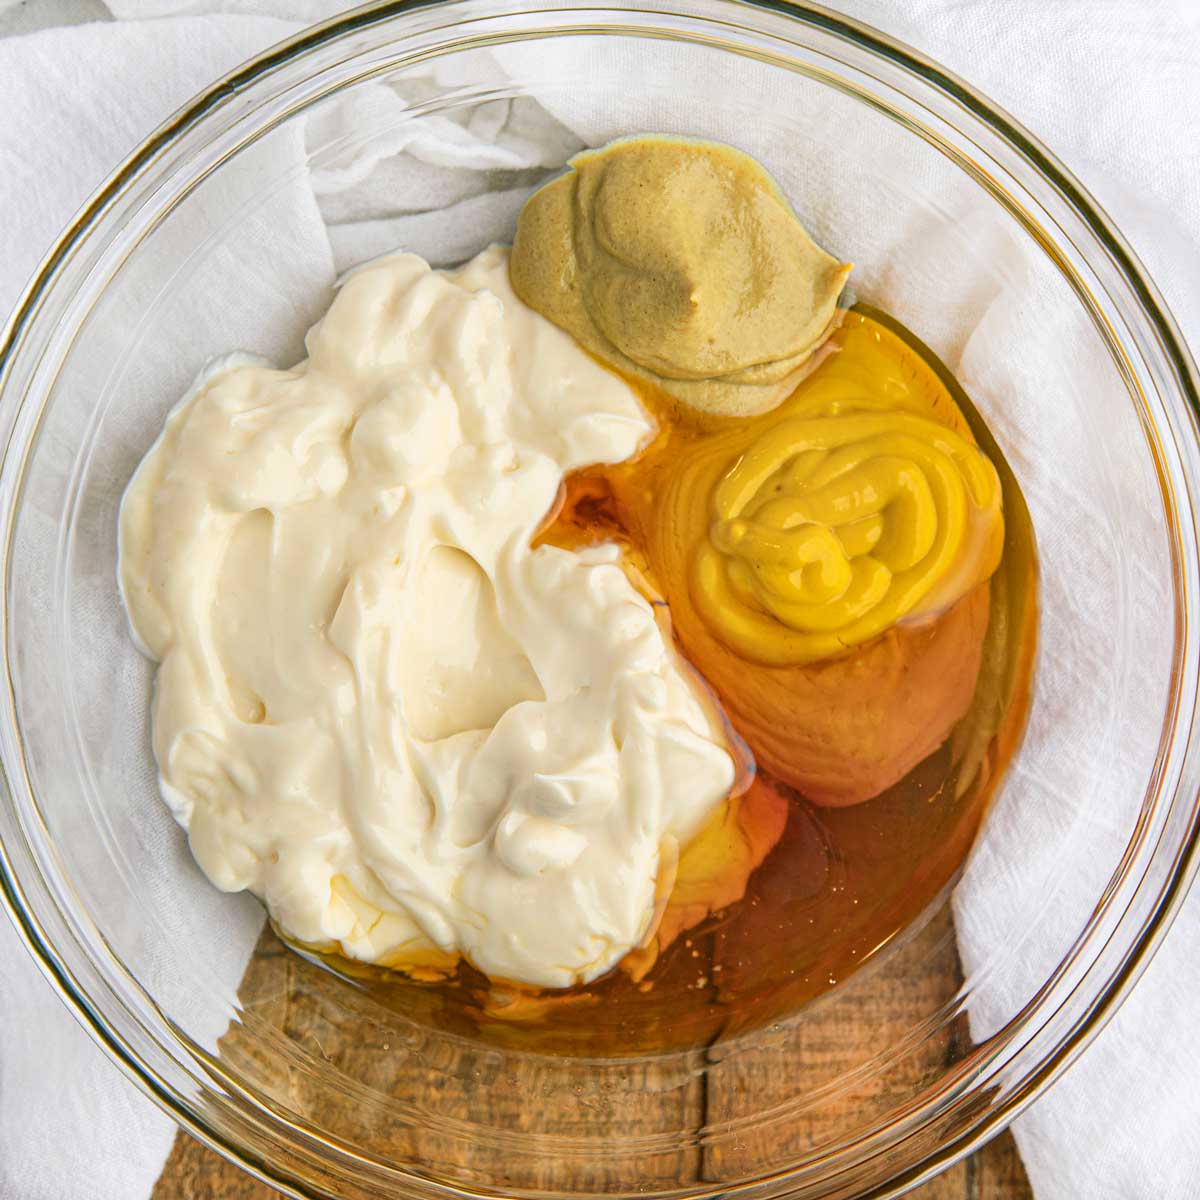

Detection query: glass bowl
(1, 2), (1198, 1198)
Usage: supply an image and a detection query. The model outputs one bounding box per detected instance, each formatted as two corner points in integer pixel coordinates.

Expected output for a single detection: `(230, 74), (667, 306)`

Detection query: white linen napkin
(0, 3), (1197, 1199)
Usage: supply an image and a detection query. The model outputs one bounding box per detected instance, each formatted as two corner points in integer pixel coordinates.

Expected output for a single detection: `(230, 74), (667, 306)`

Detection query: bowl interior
(1, 9), (1191, 1199)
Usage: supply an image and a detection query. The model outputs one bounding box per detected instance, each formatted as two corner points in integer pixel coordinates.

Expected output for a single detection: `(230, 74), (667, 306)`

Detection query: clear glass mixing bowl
(1, 2), (1198, 1198)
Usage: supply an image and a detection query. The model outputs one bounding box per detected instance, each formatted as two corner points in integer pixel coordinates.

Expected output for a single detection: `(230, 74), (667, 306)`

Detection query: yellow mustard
(538, 309), (1008, 806)
(692, 408), (1004, 665)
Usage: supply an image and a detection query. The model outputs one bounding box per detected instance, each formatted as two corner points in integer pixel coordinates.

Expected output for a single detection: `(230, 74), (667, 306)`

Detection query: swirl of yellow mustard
(692, 412), (1004, 666)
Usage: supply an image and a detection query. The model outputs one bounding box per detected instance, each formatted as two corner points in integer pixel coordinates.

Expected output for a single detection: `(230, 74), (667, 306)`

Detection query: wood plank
(698, 903), (969, 1181)
(154, 927), (705, 1197)
(153, 1125), (1031, 1198)
(153, 916), (1032, 1199)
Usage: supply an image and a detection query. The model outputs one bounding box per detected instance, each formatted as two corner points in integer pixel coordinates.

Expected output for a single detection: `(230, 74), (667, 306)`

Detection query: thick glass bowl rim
(0, 2), (1198, 1198)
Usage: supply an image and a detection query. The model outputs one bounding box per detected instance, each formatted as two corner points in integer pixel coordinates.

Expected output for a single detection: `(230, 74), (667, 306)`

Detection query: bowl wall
(1, 4), (1198, 1199)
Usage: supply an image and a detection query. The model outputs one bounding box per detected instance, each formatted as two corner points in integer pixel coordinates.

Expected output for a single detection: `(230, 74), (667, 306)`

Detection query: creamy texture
(119, 246), (735, 988)
(510, 135), (852, 416)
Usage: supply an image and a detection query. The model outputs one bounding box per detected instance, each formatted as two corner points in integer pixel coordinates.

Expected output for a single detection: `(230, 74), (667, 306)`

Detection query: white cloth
(0, 13), (312, 1200)
(0, 3), (1197, 1199)
(836, 9), (1200, 1199)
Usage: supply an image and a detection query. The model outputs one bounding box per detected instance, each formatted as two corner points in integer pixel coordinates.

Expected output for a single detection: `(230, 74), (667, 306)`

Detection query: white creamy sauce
(119, 246), (735, 988)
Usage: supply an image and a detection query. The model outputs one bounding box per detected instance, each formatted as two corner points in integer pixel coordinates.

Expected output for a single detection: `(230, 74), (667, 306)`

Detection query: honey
(296, 304), (1036, 1054)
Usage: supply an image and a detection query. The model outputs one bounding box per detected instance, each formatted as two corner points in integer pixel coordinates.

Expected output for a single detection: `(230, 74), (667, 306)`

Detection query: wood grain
(153, 1128), (1030, 1199)
(152, 916), (1032, 1200)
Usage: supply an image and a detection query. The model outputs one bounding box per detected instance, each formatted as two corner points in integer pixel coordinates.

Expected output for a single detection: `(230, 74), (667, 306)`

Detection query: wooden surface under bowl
(151, 912), (1032, 1199)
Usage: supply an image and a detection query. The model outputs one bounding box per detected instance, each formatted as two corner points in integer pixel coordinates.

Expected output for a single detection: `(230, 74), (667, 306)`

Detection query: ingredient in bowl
(510, 135), (852, 416)
(692, 400), (1003, 667)
(517, 135), (1008, 809)
(541, 309), (1004, 809)
(118, 131), (1036, 1041)
(522, 308), (1035, 1048)
(118, 247), (737, 989)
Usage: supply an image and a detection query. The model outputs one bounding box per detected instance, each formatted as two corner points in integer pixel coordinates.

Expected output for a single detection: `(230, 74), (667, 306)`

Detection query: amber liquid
(298, 305), (1037, 1055)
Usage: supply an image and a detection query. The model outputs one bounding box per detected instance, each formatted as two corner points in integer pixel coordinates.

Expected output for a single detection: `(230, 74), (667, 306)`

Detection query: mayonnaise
(118, 246), (735, 989)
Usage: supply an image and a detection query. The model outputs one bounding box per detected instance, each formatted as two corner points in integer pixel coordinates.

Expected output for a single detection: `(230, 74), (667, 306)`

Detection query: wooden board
(152, 917), (1032, 1200)
(154, 1128), (1030, 1199)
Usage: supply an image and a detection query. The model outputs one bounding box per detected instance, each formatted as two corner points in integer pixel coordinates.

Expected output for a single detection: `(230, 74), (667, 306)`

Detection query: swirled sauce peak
(694, 407), (1004, 666)
(510, 135), (852, 416)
